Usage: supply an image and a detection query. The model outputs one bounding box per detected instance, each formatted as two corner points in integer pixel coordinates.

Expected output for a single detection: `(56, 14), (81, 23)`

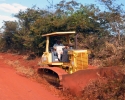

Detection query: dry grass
(81, 73), (125, 100)
(5, 60), (35, 77)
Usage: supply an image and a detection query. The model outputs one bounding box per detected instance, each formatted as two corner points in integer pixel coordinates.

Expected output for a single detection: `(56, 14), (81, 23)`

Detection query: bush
(81, 72), (125, 100)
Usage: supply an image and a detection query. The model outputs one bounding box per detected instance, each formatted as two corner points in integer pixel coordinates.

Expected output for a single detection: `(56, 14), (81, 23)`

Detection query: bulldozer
(38, 31), (89, 83)
(38, 31), (119, 96)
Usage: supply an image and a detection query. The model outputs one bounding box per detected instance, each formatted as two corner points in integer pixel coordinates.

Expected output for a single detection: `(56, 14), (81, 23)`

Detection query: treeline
(0, 0), (125, 63)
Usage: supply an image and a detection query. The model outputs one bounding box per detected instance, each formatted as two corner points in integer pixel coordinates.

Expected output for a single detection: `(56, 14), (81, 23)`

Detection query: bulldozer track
(37, 67), (68, 87)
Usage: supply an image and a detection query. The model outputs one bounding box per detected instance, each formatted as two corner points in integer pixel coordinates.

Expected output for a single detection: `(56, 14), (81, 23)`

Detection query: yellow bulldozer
(38, 31), (89, 81)
(38, 31), (118, 96)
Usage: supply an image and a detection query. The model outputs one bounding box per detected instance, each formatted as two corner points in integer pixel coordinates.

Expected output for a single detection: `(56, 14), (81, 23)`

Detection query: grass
(5, 60), (35, 77)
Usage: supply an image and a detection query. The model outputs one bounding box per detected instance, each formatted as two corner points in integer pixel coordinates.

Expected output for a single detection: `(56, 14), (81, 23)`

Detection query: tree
(1, 21), (18, 50)
(97, 0), (125, 41)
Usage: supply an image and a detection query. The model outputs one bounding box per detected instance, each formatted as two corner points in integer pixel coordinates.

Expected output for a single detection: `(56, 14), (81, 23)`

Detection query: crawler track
(37, 67), (68, 87)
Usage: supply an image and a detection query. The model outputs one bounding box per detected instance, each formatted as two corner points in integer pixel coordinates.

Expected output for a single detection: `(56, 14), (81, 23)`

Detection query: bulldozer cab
(40, 31), (89, 74)
(41, 31), (75, 66)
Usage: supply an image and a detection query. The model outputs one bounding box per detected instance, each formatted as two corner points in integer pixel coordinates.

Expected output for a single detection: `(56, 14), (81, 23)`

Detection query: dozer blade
(61, 67), (120, 96)
(38, 67), (68, 87)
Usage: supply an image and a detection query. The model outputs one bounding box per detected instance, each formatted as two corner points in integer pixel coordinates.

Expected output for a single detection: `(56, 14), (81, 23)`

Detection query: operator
(61, 44), (70, 62)
(53, 40), (64, 61)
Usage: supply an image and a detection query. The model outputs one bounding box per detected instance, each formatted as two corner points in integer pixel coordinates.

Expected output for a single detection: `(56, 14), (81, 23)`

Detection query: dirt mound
(61, 67), (120, 96)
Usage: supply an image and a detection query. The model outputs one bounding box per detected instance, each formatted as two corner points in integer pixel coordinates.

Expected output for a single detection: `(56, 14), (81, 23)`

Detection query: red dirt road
(0, 60), (61, 100)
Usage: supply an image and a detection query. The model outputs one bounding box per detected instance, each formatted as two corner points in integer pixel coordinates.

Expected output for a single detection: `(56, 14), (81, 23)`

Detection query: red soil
(0, 52), (118, 99)
(0, 53), (62, 100)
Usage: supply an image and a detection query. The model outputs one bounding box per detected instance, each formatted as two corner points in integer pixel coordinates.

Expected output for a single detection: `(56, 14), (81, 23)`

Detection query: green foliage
(0, 21), (18, 51)
(0, 0), (124, 57)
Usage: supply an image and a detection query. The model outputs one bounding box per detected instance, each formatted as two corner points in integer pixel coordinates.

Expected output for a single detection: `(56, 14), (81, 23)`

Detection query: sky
(0, 0), (125, 30)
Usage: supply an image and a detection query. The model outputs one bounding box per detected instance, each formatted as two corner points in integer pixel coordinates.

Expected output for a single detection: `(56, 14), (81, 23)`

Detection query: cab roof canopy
(42, 31), (75, 37)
